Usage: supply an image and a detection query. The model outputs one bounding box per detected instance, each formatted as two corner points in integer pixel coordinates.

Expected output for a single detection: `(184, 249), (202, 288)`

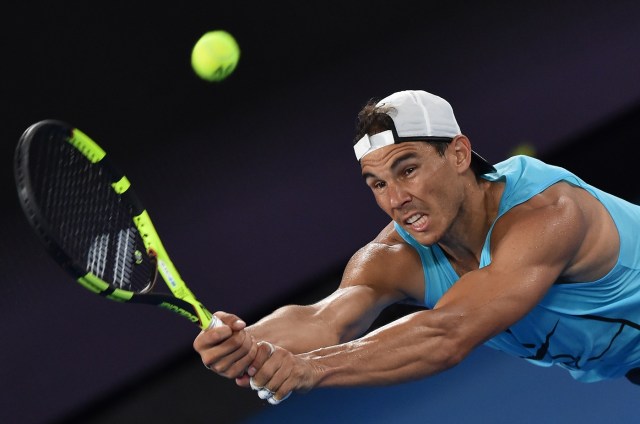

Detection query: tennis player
(194, 90), (640, 404)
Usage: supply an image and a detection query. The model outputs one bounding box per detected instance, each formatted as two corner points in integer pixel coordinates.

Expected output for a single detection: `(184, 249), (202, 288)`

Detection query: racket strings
(27, 130), (156, 293)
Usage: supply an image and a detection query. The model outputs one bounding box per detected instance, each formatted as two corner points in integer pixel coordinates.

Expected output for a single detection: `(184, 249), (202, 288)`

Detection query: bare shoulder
(492, 181), (619, 282)
(340, 221), (425, 304)
(494, 182), (589, 232)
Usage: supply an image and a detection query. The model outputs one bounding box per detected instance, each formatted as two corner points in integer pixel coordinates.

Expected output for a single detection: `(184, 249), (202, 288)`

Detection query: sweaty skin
(193, 136), (619, 402)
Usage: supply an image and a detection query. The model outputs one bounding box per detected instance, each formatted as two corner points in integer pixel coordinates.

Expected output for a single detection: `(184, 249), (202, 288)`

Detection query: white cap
(354, 90), (495, 174)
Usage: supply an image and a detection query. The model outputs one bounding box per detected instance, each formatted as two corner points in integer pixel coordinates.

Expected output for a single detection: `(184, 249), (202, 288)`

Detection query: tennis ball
(510, 143), (537, 157)
(191, 30), (240, 82)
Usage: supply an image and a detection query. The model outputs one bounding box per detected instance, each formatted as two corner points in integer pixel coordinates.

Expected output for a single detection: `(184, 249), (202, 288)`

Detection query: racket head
(14, 119), (157, 296)
(15, 120), (215, 329)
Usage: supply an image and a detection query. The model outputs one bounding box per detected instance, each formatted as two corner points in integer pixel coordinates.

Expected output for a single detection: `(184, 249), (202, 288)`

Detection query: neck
(438, 179), (503, 273)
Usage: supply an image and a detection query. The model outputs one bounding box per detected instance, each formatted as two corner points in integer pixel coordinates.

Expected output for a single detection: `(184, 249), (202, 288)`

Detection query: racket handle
(208, 315), (223, 329)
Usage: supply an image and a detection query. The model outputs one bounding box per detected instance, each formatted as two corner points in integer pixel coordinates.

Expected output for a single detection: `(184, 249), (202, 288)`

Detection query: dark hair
(354, 99), (449, 157)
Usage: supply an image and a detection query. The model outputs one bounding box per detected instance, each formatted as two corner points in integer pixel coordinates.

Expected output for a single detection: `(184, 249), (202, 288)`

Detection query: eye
(372, 180), (386, 190)
(403, 166), (416, 176)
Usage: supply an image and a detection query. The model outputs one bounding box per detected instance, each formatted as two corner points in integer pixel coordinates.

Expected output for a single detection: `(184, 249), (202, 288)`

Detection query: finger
(235, 373), (252, 388)
(268, 392), (291, 405)
(205, 332), (257, 377)
(258, 354), (291, 402)
(193, 326), (233, 358)
(257, 388), (274, 400)
(249, 341), (276, 388)
(213, 311), (247, 331)
(247, 341), (275, 378)
(255, 386), (291, 404)
(248, 342), (293, 405)
(197, 328), (244, 362)
(261, 341), (275, 356)
(207, 348), (253, 376)
(255, 371), (292, 405)
(207, 315), (222, 329)
(250, 376), (261, 391)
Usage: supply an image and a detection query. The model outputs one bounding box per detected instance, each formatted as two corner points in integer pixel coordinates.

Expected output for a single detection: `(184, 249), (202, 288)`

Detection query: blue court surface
(243, 345), (637, 424)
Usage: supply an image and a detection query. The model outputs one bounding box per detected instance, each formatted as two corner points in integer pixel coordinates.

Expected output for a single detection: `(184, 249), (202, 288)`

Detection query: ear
(451, 135), (472, 172)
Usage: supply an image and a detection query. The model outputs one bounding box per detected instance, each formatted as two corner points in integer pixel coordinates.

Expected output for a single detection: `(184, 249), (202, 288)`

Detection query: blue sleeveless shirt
(394, 155), (640, 382)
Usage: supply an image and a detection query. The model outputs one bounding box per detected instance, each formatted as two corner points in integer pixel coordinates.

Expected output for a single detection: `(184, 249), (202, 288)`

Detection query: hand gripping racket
(14, 119), (220, 330)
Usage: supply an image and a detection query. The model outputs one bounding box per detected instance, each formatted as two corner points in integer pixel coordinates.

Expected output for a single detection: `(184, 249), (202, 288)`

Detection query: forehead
(359, 141), (435, 171)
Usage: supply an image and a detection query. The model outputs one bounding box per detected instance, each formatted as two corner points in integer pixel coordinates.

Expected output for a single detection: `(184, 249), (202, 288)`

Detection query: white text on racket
(158, 259), (178, 288)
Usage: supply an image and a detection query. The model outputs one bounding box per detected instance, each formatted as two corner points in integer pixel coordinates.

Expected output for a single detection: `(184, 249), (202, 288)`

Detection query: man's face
(360, 141), (464, 246)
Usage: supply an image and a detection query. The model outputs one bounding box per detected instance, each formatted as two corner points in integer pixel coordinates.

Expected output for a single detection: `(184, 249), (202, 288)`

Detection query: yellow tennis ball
(510, 143), (537, 157)
(191, 30), (240, 82)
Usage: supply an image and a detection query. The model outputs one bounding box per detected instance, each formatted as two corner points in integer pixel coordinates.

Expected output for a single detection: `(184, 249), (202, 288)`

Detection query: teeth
(406, 214), (422, 224)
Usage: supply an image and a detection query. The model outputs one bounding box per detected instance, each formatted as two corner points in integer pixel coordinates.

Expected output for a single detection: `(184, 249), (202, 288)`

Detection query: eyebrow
(362, 152), (419, 180)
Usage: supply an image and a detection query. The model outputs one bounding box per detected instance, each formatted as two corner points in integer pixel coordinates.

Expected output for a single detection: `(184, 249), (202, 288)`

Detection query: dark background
(3, 1), (640, 423)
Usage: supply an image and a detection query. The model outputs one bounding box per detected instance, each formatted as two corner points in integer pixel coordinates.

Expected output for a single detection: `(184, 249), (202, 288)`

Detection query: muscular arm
(247, 285), (394, 354)
(250, 188), (599, 398)
(247, 235), (424, 353)
(193, 223), (424, 379)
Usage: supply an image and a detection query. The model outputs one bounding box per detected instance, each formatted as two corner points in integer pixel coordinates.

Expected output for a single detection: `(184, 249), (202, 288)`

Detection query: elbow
(412, 311), (475, 372)
(439, 321), (477, 370)
(438, 337), (470, 370)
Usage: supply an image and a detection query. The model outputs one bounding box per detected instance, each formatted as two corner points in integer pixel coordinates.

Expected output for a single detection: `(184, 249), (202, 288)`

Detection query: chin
(409, 230), (439, 247)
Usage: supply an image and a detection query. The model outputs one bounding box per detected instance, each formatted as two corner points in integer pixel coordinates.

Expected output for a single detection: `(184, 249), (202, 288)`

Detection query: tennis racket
(14, 119), (220, 330)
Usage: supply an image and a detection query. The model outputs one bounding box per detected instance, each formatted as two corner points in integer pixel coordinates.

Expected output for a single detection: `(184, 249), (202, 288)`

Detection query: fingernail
(268, 392), (291, 405)
(258, 388), (273, 400)
(248, 366), (256, 376)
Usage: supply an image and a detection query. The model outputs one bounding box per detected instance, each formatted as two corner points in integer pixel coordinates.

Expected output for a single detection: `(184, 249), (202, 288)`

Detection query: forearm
(248, 304), (342, 354)
(301, 310), (467, 388)
(246, 309), (470, 403)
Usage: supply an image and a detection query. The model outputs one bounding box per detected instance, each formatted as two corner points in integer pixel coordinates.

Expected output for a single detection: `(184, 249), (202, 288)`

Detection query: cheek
(372, 192), (396, 217)
(431, 187), (463, 221)
(373, 193), (390, 211)
(417, 183), (456, 217)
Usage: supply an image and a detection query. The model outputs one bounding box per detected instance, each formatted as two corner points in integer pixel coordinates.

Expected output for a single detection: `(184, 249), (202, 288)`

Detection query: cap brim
(471, 151), (496, 175)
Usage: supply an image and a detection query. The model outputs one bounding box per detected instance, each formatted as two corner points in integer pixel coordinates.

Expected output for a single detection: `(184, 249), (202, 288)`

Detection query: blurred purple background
(2, 2), (640, 423)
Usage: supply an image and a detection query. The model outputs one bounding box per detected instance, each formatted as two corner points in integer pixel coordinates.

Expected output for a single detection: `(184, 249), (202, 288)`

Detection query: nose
(388, 183), (411, 209)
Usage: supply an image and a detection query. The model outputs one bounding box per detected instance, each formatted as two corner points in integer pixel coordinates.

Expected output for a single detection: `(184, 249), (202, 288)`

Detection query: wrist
(299, 350), (336, 390)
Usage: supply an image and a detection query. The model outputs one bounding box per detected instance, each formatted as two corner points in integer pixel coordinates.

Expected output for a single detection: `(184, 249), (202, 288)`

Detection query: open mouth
(405, 213), (428, 231)
(406, 213), (422, 224)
